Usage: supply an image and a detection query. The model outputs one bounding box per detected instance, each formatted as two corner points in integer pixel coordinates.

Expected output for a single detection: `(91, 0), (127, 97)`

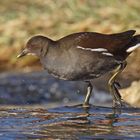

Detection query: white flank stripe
(126, 43), (140, 53)
(77, 46), (107, 52)
(102, 52), (113, 56)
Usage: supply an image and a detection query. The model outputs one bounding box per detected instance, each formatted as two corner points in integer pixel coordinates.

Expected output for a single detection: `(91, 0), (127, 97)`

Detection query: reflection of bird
(17, 30), (140, 108)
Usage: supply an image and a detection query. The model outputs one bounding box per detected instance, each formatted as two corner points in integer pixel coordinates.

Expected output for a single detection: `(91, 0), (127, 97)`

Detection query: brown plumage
(58, 30), (136, 60)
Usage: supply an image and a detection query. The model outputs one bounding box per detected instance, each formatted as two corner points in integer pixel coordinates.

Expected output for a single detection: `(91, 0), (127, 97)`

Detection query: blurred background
(0, 0), (140, 107)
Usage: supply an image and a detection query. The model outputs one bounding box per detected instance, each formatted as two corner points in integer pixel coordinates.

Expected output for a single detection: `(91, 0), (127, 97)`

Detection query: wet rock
(120, 80), (140, 107)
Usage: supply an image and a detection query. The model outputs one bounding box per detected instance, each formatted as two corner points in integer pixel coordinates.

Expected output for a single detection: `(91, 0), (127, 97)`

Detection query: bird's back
(58, 30), (135, 60)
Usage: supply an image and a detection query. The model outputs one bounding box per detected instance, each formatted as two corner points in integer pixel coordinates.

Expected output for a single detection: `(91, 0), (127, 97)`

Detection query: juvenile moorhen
(17, 30), (140, 108)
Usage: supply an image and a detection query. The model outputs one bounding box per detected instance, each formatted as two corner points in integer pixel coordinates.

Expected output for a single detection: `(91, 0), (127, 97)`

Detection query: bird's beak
(17, 48), (28, 58)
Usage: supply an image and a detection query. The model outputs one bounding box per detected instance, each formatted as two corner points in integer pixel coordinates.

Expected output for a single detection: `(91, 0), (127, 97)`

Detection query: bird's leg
(108, 61), (127, 108)
(83, 81), (93, 108)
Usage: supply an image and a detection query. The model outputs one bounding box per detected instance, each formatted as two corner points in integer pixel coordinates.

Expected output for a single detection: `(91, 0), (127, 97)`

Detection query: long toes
(82, 103), (91, 108)
(112, 100), (122, 108)
(112, 99), (132, 108)
(121, 100), (132, 108)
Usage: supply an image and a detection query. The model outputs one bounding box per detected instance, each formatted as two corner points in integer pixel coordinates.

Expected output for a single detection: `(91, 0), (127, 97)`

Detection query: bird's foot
(82, 103), (91, 108)
(112, 100), (122, 108)
(112, 99), (131, 108)
(120, 100), (132, 108)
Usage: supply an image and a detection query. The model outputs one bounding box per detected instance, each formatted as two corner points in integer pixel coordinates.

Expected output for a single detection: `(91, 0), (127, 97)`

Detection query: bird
(17, 30), (140, 108)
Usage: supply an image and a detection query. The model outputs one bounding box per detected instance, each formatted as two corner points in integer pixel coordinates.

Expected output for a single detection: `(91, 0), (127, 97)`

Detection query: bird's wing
(59, 30), (135, 54)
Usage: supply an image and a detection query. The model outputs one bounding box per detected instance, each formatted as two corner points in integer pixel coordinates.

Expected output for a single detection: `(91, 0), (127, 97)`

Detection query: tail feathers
(121, 30), (136, 37)
(126, 35), (140, 53)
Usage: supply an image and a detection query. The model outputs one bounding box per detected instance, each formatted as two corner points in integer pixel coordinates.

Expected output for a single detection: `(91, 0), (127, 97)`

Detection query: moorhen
(17, 30), (140, 108)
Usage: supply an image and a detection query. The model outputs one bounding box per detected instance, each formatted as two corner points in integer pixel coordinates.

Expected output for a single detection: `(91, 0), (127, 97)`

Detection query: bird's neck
(40, 39), (58, 58)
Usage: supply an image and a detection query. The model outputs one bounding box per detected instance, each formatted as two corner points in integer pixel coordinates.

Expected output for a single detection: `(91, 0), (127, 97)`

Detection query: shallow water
(0, 105), (140, 140)
(0, 72), (140, 139)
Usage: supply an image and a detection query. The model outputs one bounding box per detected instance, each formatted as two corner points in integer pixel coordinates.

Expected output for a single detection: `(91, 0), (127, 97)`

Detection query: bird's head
(17, 35), (50, 58)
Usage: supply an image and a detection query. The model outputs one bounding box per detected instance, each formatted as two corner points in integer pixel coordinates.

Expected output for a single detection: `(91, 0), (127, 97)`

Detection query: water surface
(0, 72), (139, 139)
(0, 105), (140, 140)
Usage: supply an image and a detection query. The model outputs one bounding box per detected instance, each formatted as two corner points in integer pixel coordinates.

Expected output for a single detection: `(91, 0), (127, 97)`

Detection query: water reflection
(0, 105), (140, 139)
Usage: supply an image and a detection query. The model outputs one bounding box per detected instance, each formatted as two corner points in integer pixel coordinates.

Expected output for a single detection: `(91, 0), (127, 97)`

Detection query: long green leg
(83, 81), (93, 107)
(108, 61), (127, 108)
